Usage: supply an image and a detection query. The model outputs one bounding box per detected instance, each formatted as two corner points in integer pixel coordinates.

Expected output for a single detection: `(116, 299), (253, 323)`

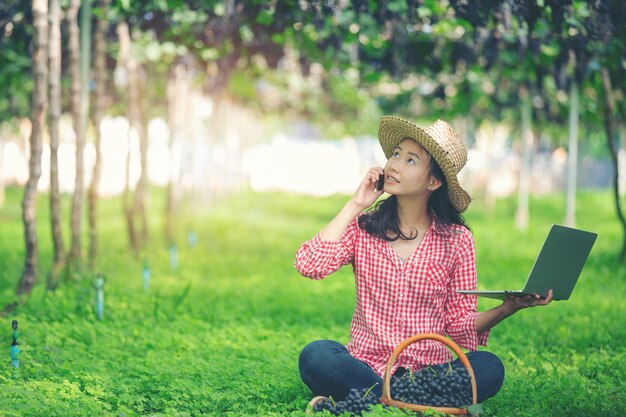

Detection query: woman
(294, 116), (552, 406)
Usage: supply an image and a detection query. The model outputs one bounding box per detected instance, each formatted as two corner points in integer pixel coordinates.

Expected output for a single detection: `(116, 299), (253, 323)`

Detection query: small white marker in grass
(187, 230), (198, 248)
(142, 260), (151, 290)
(95, 275), (105, 320)
(10, 320), (19, 368)
(169, 243), (178, 270)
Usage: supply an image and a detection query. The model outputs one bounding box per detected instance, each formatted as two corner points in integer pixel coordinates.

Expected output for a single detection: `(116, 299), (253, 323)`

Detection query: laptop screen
(521, 225), (597, 300)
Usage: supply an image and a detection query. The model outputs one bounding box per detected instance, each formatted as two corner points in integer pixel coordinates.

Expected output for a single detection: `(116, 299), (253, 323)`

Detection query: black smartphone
(376, 173), (384, 191)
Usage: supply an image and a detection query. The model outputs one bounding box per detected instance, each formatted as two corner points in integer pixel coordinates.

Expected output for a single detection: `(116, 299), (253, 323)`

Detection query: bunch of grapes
(312, 386), (380, 416)
(390, 364), (473, 408)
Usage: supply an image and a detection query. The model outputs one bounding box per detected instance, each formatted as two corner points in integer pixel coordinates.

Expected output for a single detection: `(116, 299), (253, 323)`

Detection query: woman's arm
(294, 167), (384, 279)
(320, 167), (384, 241)
(475, 290), (553, 334)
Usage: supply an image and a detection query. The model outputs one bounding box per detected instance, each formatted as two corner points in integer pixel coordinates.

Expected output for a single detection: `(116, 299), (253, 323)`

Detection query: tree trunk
(601, 69), (626, 262)
(17, 0), (48, 296)
(208, 97), (225, 195)
(123, 132), (139, 255)
(564, 81), (579, 228)
(516, 87), (532, 231)
(67, 0), (83, 271)
(116, 21), (139, 255)
(76, 0), (92, 267)
(165, 63), (184, 245)
(127, 41), (149, 246)
(619, 125), (625, 199)
(0, 140), (5, 208)
(134, 104), (149, 245)
(88, 0), (110, 271)
(47, 0), (65, 290)
(122, 24), (148, 246)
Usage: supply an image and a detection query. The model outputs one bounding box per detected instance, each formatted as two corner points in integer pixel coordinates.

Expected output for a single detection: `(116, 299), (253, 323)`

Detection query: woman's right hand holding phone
(351, 167), (385, 211)
(320, 167), (385, 241)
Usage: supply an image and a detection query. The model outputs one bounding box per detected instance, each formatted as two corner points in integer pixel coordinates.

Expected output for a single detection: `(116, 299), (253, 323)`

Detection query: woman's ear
(428, 176), (443, 191)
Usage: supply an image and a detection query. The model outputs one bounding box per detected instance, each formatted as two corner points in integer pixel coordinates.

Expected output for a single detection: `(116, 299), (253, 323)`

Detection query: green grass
(0, 187), (624, 416)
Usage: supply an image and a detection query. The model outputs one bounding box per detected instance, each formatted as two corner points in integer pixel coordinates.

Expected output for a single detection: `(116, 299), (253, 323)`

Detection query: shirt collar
(428, 211), (457, 238)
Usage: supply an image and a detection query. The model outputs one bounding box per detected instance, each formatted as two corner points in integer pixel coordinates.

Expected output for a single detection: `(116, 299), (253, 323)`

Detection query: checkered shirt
(295, 214), (489, 377)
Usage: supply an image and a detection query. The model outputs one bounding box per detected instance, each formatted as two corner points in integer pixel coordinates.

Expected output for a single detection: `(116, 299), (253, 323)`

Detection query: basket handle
(380, 333), (478, 415)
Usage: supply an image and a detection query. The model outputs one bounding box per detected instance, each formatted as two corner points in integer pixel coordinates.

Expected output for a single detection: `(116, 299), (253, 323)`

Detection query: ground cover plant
(0, 187), (624, 416)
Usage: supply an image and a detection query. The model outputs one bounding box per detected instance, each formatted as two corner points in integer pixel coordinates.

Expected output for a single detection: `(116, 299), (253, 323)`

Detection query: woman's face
(383, 139), (442, 197)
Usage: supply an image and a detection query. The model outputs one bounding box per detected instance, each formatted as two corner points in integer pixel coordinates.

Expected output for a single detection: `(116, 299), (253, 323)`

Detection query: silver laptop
(457, 225), (597, 301)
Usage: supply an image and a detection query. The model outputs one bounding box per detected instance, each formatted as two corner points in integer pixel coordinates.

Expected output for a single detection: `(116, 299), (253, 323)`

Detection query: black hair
(357, 158), (469, 241)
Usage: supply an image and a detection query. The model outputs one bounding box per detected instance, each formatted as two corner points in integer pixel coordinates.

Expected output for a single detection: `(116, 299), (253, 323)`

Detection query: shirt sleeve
(444, 230), (490, 350)
(294, 217), (359, 280)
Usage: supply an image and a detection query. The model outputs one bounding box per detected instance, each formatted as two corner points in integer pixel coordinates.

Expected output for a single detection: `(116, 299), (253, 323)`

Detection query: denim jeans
(299, 340), (504, 403)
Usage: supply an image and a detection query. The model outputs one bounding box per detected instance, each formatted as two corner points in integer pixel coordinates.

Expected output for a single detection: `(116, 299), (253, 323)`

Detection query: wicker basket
(380, 333), (478, 416)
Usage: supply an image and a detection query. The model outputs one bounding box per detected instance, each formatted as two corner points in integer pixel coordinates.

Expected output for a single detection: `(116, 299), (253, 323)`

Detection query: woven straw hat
(377, 116), (471, 212)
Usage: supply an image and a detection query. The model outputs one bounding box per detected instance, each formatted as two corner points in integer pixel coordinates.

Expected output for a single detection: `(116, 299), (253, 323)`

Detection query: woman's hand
(351, 167), (385, 210)
(476, 289), (554, 333)
(319, 167), (385, 242)
(502, 289), (554, 314)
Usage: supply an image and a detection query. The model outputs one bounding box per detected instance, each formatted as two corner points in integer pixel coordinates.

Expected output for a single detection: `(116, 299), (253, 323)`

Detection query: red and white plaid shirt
(295, 214), (489, 377)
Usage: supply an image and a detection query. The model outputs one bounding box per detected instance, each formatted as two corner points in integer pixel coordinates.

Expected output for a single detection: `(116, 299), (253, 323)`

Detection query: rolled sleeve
(294, 219), (358, 280)
(447, 311), (490, 350)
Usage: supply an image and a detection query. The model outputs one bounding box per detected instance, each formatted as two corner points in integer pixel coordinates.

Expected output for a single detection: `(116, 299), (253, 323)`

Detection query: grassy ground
(0, 187), (624, 416)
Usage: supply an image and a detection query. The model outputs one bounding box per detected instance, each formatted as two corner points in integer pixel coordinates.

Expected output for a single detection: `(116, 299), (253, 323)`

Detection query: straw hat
(377, 116), (471, 212)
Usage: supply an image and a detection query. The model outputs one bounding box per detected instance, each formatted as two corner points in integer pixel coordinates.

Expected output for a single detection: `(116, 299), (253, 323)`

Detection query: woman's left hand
(503, 289), (553, 313)
(476, 289), (554, 333)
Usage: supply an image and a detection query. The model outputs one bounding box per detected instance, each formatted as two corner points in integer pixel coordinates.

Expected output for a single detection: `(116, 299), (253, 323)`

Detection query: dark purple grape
(311, 385), (381, 416)
(390, 364), (473, 408)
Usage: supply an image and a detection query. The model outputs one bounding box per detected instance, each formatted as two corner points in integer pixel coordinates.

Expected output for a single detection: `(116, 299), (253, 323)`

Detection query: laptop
(457, 225), (597, 301)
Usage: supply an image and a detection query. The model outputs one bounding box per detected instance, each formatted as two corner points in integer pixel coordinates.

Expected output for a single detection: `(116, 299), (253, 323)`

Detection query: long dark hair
(358, 158), (469, 241)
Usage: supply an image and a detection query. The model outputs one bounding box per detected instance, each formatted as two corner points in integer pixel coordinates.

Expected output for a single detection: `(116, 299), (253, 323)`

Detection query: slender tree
(17, 0), (48, 296)
(127, 33), (149, 246)
(0, 139), (5, 208)
(616, 126), (626, 198)
(72, 0), (92, 267)
(515, 86), (533, 231)
(47, 0), (65, 290)
(88, 0), (110, 270)
(67, 0), (83, 270)
(564, 79), (579, 228)
(601, 69), (626, 262)
(116, 21), (139, 255)
(165, 61), (188, 246)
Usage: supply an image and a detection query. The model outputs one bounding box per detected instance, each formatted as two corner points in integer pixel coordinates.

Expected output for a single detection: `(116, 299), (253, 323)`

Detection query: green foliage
(2, 1), (625, 141)
(0, 2), (32, 122)
(0, 187), (625, 416)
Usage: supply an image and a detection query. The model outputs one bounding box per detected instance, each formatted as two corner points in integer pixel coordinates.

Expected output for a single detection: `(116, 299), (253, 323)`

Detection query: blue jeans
(299, 340), (504, 403)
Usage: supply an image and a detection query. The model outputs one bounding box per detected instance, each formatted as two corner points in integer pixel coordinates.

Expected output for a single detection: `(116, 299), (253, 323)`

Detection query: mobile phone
(376, 173), (384, 191)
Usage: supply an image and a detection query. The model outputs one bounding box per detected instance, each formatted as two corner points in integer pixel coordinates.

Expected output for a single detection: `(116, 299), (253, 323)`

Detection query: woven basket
(380, 333), (478, 416)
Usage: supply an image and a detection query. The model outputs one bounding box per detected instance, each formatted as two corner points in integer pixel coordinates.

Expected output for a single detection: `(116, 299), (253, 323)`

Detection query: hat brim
(378, 116), (472, 213)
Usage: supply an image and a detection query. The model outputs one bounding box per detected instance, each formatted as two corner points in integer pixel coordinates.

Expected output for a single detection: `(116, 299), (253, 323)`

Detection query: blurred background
(1, 0), (625, 294)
